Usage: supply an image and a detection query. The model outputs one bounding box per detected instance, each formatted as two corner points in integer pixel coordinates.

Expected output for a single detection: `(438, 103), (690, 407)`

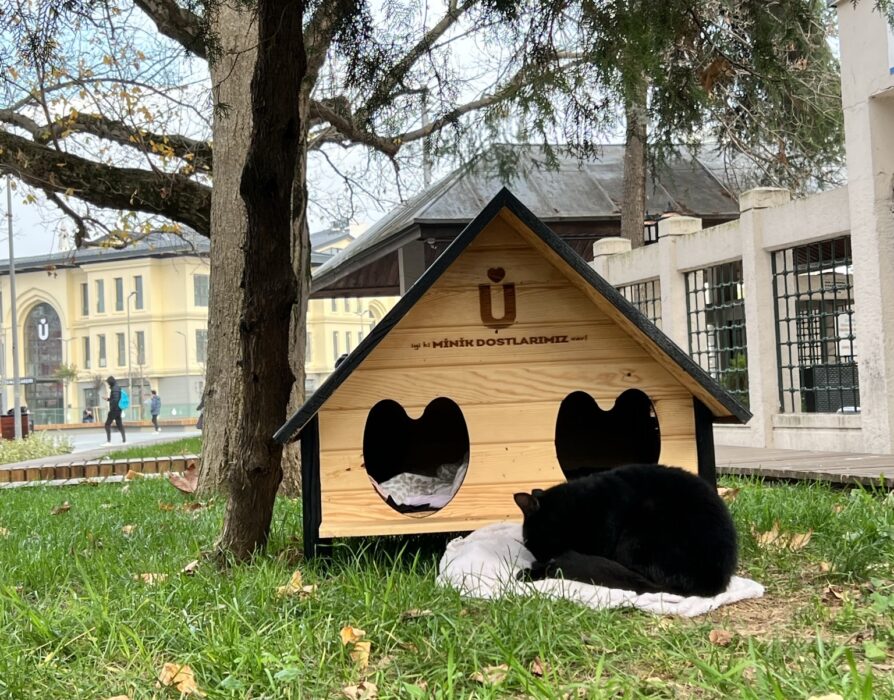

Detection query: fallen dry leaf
(124, 470), (143, 480)
(818, 561), (833, 573)
(181, 501), (206, 512)
(807, 695), (843, 700)
(133, 573), (168, 585)
(470, 664), (509, 685)
(168, 462), (198, 494)
(340, 626), (366, 645)
(121, 524), (136, 535)
(822, 585), (847, 606)
(401, 609), (433, 620)
(350, 640), (371, 669)
(342, 681), (378, 699)
(181, 559), (200, 576)
(753, 522), (813, 551)
(717, 487), (740, 502)
(51, 501), (71, 515)
(529, 656), (549, 677)
(0, 527), (9, 537)
(786, 530), (813, 550)
(103, 696), (132, 700)
(832, 504), (844, 514)
(276, 569), (317, 598)
(158, 502), (176, 512)
(157, 662), (205, 697)
(709, 629), (734, 646)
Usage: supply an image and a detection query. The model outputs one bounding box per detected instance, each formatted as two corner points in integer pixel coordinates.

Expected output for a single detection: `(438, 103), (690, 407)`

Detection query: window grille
(617, 279), (662, 329)
(685, 262), (749, 408)
(772, 236), (858, 413)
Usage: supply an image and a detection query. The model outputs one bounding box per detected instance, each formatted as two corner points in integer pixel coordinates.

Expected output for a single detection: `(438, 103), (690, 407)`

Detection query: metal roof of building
(311, 144), (738, 295)
(0, 228), (333, 275)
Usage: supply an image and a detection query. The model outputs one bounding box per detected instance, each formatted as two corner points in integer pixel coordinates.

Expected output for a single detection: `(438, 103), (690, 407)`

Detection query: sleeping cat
(514, 463), (737, 596)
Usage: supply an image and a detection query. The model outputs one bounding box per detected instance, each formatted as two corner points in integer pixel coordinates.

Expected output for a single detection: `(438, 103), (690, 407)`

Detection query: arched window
(23, 303), (64, 423)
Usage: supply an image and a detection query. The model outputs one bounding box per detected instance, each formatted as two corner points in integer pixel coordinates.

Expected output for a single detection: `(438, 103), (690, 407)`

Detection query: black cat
(514, 464), (738, 596)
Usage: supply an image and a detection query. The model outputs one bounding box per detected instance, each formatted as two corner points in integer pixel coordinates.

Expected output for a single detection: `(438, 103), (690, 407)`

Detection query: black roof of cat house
(275, 188), (751, 445)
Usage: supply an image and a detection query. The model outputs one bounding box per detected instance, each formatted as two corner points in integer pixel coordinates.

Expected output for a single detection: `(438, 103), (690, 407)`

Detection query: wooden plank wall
(318, 217), (697, 537)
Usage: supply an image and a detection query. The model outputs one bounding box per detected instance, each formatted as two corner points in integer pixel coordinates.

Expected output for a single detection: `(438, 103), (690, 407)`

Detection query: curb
(0, 453), (200, 486)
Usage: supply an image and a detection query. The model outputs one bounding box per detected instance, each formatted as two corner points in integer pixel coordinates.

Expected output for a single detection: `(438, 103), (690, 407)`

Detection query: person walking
(149, 389), (161, 432)
(102, 375), (126, 445)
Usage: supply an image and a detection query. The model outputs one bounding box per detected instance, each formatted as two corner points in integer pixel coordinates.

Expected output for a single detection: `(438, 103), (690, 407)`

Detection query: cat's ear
(514, 492), (540, 515)
(532, 488), (545, 498)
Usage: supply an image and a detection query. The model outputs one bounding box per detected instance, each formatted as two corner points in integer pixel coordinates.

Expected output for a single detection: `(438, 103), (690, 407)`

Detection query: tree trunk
(199, 0), (307, 560)
(621, 82), (648, 249)
(200, 2), (255, 498)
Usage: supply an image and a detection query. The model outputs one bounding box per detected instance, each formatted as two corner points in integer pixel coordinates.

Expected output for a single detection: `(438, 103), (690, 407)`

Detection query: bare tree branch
(0, 128), (210, 235)
(358, 0), (474, 120)
(0, 109), (213, 170)
(133, 0), (207, 59)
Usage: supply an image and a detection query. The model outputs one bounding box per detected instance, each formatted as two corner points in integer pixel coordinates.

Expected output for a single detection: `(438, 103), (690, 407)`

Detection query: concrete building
(590, 1), (894, 453)
(0, 224), (398, 424)
(305, 223), (398, 391)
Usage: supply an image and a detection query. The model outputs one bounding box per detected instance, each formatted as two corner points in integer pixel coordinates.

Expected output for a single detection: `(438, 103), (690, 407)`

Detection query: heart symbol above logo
(487, 267), (506, 283)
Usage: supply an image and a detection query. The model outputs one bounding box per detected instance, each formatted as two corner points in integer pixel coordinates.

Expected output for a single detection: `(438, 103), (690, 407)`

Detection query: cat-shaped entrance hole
(363, 397), (470, 516)
(555, 389), (661, 479)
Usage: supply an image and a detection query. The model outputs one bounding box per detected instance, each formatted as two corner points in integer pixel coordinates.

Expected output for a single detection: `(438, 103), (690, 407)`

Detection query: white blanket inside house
(371, 457), (468, 510)
(437, 522), (764, 618)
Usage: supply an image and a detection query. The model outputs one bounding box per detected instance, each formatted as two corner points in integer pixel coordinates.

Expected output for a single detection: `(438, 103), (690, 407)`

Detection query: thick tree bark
(201, 0), (307, 559)
(200, 2), (256, 499)
(621, 82), (648, 249)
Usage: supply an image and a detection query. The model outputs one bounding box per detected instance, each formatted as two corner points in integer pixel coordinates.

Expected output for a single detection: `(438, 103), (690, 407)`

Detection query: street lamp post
(126, 290), (136, 416)
(5, 176), (22, 439)
(175, 330), (190, 417)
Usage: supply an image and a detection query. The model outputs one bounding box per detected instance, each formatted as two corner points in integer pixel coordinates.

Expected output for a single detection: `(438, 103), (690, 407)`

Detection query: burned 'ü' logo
(478, 267), (516, 329)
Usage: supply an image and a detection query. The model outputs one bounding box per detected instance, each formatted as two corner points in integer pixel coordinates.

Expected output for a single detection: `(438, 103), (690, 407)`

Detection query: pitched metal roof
(275, 187), (751, 444)
(311, 143), (738, 295)
(0, 228), (331, 274)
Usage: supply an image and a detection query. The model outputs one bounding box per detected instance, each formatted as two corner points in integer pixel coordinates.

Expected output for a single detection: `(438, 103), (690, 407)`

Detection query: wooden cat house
(275, 189), (751, 556)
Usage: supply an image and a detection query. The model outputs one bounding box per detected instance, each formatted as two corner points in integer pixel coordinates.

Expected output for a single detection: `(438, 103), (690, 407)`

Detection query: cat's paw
(517, 560), (550, 582)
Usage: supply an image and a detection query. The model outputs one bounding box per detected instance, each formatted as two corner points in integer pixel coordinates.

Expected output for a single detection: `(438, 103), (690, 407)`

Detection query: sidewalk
(716, 445), (894, 488)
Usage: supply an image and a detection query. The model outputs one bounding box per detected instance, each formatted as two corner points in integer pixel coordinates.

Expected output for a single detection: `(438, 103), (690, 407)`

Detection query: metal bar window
(772, 236), (858, 413)
(685, 261), (749, 408)
(617, 279), (662, 329)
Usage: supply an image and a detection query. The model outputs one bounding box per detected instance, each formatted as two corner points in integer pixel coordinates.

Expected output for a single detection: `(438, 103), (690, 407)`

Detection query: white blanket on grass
(437, 522), (764, 618)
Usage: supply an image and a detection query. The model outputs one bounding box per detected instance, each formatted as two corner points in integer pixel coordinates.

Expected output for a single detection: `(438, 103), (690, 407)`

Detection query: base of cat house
(437, 523), (764, 618)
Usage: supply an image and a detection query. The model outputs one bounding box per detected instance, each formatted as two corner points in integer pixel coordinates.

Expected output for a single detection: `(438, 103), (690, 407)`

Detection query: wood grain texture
(320, 397), (696, 452)
(324, 362), (691, 412)
(319, 478), (548, 538)
(313, 212), (704, 536)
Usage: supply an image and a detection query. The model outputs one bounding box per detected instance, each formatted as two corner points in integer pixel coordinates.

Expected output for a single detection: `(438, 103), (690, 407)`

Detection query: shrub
(0, 432), (74, 465)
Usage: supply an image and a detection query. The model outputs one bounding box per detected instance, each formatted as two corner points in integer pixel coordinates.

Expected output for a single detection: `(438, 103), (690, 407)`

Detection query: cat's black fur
(514, 464), (738, 596)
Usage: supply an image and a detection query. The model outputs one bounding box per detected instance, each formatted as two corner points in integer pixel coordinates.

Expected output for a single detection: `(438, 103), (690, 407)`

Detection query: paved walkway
(716, 444), (894, 488)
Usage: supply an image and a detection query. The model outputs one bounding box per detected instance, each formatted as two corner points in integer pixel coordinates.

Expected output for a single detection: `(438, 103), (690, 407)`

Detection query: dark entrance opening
(555, 389), (661, 479)
(363, 397), (470, 515)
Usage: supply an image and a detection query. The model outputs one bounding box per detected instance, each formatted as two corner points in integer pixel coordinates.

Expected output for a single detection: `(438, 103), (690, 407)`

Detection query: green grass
(0, 432), (73, 465)
(106, 436), (202, 460)
(1, 478), (892, 699)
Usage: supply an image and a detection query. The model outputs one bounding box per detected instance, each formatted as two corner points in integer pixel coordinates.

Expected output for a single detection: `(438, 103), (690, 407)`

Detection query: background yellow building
(0, 224), (397, 425)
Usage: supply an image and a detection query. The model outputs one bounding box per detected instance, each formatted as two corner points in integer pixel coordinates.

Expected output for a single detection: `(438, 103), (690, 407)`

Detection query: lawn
(106, 436), (202, 460)
(1, 478), (892, 699)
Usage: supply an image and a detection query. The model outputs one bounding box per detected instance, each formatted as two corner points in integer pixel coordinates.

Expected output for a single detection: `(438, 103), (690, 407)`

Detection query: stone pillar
(590, 236), (631, 279)
(655, 215), (702, 349)
(738, 187), (791, 448)
(837, 0), (894, 452)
